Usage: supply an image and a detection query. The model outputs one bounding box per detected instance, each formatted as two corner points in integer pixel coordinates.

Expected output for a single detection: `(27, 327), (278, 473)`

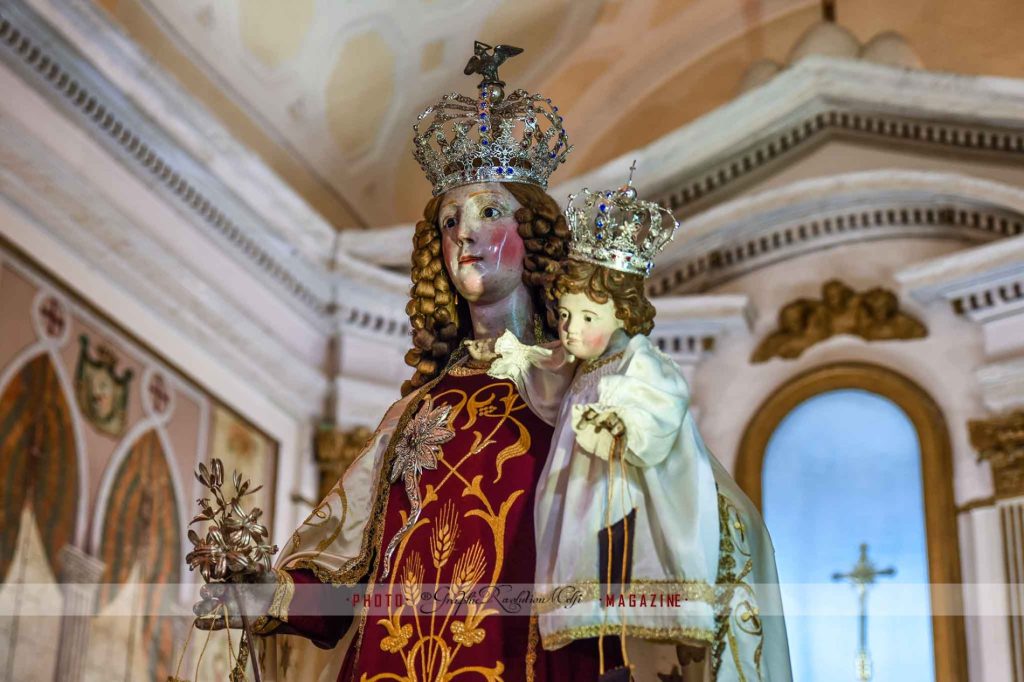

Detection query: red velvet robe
(278, 368), (614, 681)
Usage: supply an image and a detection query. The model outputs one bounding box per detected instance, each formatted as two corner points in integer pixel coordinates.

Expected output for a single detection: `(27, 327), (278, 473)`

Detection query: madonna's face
(439, 183), (525, 304)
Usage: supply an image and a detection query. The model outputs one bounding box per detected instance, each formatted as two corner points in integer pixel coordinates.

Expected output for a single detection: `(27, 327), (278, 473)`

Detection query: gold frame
(736, 361), (968, 682)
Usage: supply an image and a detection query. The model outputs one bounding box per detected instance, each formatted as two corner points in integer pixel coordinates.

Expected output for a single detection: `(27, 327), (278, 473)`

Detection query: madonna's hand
(193, 572), (277, 631)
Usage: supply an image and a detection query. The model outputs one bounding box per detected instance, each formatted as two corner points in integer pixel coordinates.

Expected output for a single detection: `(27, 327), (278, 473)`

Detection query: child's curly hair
(553, 259), (656, 336)
(401, 182), (570, 396)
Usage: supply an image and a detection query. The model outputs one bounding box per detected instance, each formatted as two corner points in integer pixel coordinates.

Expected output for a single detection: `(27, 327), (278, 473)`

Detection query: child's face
(557, 292), (624, 360)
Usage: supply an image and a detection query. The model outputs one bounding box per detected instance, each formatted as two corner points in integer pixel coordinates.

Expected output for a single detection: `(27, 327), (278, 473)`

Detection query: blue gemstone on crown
(412, 48), (571, 196)
(565, 174), (679, 278)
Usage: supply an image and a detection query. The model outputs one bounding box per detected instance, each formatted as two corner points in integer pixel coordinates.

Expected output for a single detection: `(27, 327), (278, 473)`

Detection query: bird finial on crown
(565, 163), (679, 278)
(413, 41), (571, 196)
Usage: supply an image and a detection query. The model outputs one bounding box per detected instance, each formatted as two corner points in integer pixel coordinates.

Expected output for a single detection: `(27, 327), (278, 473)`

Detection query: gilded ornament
(969, 410), (1024, 498)
(314, 425), (373, 500)
(751, 279), (927, 363)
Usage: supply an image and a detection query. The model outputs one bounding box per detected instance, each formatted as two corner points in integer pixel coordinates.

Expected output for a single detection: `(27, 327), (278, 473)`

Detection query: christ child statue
(486, 176), (722, 679)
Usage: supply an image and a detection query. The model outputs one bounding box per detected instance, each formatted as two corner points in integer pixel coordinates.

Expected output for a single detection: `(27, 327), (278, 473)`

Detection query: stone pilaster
(54, 545), (104, 682)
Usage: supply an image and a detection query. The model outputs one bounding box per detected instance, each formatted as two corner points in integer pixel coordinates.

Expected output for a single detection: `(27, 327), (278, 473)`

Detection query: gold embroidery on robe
(360, 379), (534, 682)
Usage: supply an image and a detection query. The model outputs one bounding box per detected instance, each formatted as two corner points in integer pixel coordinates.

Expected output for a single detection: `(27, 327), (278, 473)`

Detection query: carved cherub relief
(751, 279), (927, 363)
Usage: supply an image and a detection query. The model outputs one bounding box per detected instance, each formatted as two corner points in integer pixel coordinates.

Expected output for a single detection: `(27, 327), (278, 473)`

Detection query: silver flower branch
(186, 459), (277, 582)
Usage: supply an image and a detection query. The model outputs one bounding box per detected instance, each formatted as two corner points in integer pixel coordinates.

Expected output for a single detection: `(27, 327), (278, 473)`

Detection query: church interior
(0, 0), (1022, 680)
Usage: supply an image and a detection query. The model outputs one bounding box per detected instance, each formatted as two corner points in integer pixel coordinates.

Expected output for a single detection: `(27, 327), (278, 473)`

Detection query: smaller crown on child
(565, 162), (679, 277)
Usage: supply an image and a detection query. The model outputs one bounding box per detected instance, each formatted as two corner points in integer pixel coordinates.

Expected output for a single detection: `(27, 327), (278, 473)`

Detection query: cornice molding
(652, 171), (1024, 295)
(0, 0), (414, 358)
(0, 1), (336, 318)
(559, 56), (1024, 218)
(647, 294), (751, 364)
(897, 226), (1024, 323)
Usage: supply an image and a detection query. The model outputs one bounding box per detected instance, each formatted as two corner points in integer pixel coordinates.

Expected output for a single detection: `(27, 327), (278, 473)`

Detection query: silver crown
(566, 164), (679, 277)
(413, 41), (571, 196)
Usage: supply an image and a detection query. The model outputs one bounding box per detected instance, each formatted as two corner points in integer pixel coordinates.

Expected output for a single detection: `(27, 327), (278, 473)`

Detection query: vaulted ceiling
(94, 0), (1024, 229)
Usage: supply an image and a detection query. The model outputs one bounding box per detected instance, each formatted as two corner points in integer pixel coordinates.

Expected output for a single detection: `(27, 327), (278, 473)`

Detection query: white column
(54, 545), (104, 682)
(999, 498), (1024, 682)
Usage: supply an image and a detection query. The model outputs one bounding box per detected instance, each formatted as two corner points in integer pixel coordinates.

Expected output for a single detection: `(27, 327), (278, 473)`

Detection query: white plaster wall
(686, 235), (1013, 680)
(689, 236), (994, 507)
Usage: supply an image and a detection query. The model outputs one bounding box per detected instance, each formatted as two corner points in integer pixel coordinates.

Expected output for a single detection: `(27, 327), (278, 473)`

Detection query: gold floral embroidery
(712, 492), (765, 682)
(402, 552), (424, 606)
(543, 623), (715, 650)
(579, 350), (625, 376)
(430, 501), (460, 569)
(360, 377), (532, 682)
(533, 578), (717, 615)
(451, 620), (486, 647)
(378, 615), (413, 653)
(448, 364), (493, 377)
(526, 613), (539, 682)
(450, 541), (486, 597)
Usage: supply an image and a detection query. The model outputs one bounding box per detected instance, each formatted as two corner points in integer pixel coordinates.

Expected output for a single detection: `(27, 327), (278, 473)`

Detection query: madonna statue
(195, 44), (626, 681)
(195, 42), (791, 682)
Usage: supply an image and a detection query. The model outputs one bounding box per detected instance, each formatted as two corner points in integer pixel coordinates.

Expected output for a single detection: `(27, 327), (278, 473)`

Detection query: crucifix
(831, 543), (896, 681)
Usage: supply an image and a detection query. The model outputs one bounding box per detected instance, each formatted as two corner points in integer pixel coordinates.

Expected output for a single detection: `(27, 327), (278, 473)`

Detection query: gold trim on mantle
(736, 361), (967, 682)
(751, 280), (926, 363)
(969, 410), (1024, 499)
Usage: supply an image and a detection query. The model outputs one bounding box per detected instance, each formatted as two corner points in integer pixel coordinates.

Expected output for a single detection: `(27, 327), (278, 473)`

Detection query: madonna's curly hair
(401, 182), (570, 396)
(553, 259), (656, 336)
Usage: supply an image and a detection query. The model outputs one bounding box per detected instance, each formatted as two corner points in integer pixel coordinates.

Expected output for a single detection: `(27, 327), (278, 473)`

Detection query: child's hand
(464, 338), (498, 362)
(579, 407), (626, 437)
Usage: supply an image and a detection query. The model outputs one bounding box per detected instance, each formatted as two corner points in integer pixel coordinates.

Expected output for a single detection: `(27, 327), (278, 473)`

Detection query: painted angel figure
(484, 176), (794, 681)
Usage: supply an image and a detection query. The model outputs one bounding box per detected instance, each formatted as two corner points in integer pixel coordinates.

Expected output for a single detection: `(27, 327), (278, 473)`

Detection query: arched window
(763, 388), (933, 681)
(737, 362), (967, 682)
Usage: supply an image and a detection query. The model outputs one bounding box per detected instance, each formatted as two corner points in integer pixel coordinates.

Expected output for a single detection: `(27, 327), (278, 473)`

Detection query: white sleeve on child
(488, 330), (574, 426)
(572, 340), (689, 467)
